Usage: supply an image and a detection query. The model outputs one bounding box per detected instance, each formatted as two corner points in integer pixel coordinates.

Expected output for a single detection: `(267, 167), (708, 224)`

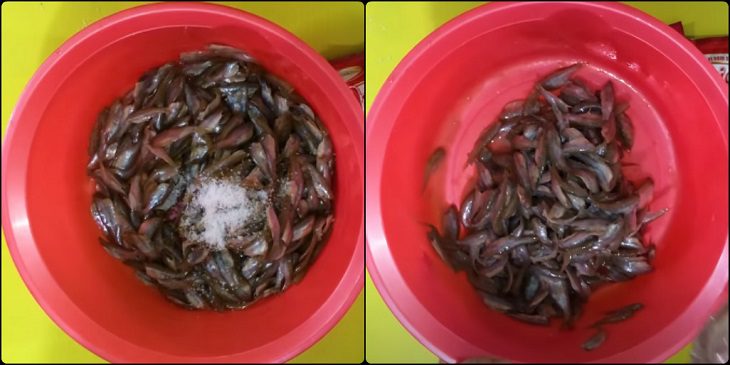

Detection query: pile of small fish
(425, 64), (667, 349)
(88, 44), (335, 310)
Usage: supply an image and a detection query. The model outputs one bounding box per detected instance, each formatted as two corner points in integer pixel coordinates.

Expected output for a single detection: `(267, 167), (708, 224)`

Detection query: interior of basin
(23, 23), (361, 357)
(378, 10), (728, 363)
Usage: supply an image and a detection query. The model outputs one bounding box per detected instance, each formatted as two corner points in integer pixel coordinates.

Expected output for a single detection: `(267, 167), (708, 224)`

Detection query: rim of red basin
(1, 2), (364, 363)
(366, 1), (728, 363)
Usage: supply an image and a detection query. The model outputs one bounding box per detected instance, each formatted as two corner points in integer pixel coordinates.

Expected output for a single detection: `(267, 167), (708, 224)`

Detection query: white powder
(181, 177), (267, 250)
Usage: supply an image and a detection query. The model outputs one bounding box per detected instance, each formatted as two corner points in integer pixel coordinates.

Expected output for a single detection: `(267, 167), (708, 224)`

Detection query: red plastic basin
(1, 3), (363, 363)
(366, 2), (728, 363)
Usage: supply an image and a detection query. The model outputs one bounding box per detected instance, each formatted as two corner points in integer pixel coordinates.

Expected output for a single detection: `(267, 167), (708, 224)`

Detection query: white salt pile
(180, 177), (267, 250)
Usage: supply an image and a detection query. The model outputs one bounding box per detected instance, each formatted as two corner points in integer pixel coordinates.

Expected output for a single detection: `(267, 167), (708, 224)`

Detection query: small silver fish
(582, 328), (607, 351)
(422, 147), (446, 192)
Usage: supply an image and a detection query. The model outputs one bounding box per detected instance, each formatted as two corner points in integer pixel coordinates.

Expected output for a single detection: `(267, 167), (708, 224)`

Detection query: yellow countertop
(1, 1), (363, 363)
(365, 1), (728, 363)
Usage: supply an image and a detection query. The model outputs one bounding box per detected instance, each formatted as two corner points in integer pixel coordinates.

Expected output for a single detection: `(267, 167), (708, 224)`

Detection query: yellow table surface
(1, 1), (363, 363)
(365, 1), (728, 363)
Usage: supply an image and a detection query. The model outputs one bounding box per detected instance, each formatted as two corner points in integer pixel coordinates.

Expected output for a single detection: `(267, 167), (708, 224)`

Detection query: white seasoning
(181, 177), (267, 250)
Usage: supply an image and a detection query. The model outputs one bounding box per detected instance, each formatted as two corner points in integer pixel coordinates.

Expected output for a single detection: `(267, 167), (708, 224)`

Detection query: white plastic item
(691, 302), (729, 364)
